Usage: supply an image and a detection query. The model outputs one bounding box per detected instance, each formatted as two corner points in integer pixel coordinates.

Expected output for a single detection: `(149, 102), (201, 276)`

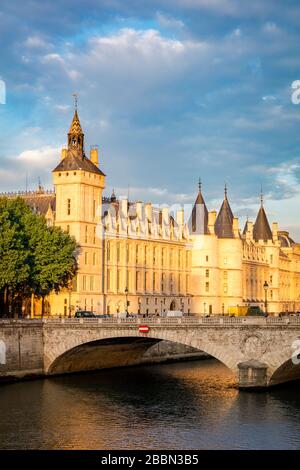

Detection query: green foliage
(0, 197), (78, 299)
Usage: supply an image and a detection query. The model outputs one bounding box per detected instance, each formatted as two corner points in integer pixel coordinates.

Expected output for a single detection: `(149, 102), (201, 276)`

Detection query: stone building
(3, 106), (300, 316)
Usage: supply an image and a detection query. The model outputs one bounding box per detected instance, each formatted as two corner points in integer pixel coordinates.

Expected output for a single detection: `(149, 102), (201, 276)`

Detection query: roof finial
(260, 184), (264, 206)
(224, 183), (228, 198)
(198, 177), (202, 192)
(72, 92), (78, 111)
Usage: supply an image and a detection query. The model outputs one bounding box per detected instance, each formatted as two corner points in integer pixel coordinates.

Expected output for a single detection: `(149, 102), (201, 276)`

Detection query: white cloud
(25, 36), (51, 49)
(16, 146), (60, 167)
(156, 12), (185, 30)
(262, 21), (280, 34)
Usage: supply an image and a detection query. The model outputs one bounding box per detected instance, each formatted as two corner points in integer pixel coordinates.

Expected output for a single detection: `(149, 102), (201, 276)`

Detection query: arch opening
(269, 359), (300, 387)
(46, 333), (234, 377)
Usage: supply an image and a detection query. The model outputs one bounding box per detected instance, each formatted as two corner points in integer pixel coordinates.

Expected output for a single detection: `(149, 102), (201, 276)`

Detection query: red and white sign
(139, 325), (150, 333)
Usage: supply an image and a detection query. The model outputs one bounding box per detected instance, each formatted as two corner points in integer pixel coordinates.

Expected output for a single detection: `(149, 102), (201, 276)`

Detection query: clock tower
(51, 99), (106, 315)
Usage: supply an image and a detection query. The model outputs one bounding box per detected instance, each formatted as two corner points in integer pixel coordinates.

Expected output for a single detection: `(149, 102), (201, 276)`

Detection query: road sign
(139, 325), (150, 333)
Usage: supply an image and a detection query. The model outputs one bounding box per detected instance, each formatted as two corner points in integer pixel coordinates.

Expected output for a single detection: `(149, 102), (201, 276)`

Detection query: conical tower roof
(190, 180), (209, 234)
(243, 218), (249, 236)
(215, 186), (234, 238)
(68, 109), (84, 136)
(253, 198), (272, 242)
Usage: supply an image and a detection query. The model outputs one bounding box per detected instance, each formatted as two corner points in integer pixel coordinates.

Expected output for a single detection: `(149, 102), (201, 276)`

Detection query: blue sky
(0, 0), (300, 237)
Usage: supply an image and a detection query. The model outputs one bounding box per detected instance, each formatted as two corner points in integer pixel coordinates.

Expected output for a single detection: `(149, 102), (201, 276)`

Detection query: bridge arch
(44, 328), (240, 377)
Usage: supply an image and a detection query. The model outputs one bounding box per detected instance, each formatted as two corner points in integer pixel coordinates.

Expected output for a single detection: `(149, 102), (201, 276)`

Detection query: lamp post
(263, 281), (269, 315)
(125, 287), (129, 317)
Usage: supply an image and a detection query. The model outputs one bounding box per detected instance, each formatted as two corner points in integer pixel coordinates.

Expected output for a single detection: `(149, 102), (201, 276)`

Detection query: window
(117, 243), (121, 263)
(117, 270), (121, 292)
(67, 199), (71, 215)
(144, 246), (147, 264)
(107, 269), (111, 291)
(161, 273), (165, 292)
(223, 271), (228, 280)
(107, 242), (111, 261)
(224, 257), (228, 265)
(205, 282), (209, 292)
(206, 255), (209, 262)
(82, 275), (87, 291)
(270, 275), (273, 285)
(223, 284), (228, 294)
(136, 271), (140, 291)
(84, 252), (88, 265)
(93, 253), (96, 265)
(270, 254), (273, 264)
(126, 244), (130, 263)
(85, 226), (88, 243)
(93, 227), (96, 244)
(186, 275), (190, 295)
(153, 247), (156, 265)
(93, 200), (96, 218)
(144, 271), (148, 291)
(153, 272), (156, 291)
(90, 276), (94, 292)
(136, 245), (139, 264)
(178, 274), (182, 293)
(205, 269), (209, 278)
(170, 274), (174, 293)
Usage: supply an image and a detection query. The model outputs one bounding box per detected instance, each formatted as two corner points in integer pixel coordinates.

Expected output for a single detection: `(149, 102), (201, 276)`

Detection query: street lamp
(263, 281), (269, 315)
(125, 287), (129, 317)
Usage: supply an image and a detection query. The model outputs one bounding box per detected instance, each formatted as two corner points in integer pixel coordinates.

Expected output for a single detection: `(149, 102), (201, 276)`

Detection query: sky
(0, 0), (300, 238)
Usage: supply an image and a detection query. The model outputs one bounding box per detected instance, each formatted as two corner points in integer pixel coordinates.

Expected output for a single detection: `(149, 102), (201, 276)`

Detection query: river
(0, 359), (300, 450)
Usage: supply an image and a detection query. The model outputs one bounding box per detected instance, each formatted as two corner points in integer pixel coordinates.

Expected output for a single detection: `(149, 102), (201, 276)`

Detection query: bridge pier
(238, 361), (268, 390)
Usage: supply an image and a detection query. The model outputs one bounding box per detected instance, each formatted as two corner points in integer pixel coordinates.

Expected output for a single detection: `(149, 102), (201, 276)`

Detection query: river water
(0, 360), (300, 450)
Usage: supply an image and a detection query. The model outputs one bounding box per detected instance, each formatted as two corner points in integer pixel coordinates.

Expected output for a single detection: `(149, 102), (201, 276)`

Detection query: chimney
(61, 148), (67, 160)
(233, 217), (239, 238)
(119, 198), (128, 235)
(145, 203), (152, 222)
(272, 222), (278, 243)
(246, 221), (254, 241)
(176, 208), (184, 227)
(208, 211), (217, 235)
(90, 146), (99, 166)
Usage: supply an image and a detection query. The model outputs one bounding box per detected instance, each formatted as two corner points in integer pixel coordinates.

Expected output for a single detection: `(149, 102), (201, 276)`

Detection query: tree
(0, 198), (31, 315)
(0, 197), (78, 317)
(25, 212), (78, 315)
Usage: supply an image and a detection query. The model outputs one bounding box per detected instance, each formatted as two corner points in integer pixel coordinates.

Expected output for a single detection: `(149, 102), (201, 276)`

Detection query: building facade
(3, 108), (300, 316)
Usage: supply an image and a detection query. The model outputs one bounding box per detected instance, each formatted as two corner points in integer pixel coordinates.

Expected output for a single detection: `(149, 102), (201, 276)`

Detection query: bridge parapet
(0, 315), (297, 327)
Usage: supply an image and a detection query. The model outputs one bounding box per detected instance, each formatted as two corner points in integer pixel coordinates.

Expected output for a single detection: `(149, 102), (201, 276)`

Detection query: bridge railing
(1, 315), (300, 327)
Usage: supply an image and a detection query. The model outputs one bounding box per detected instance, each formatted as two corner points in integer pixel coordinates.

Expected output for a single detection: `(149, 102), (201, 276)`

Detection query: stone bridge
(1, 316), (300, 389)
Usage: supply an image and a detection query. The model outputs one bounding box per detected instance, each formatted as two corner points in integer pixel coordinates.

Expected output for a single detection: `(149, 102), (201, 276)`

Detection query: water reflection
(0, 360), (300, 449)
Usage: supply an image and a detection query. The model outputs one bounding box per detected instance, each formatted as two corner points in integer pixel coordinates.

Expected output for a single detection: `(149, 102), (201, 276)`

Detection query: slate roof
(215, 194), (234, 238)
(253, 205), (273, 242)
(190, 189), (209, 234)
(52, 149), (105, 176)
